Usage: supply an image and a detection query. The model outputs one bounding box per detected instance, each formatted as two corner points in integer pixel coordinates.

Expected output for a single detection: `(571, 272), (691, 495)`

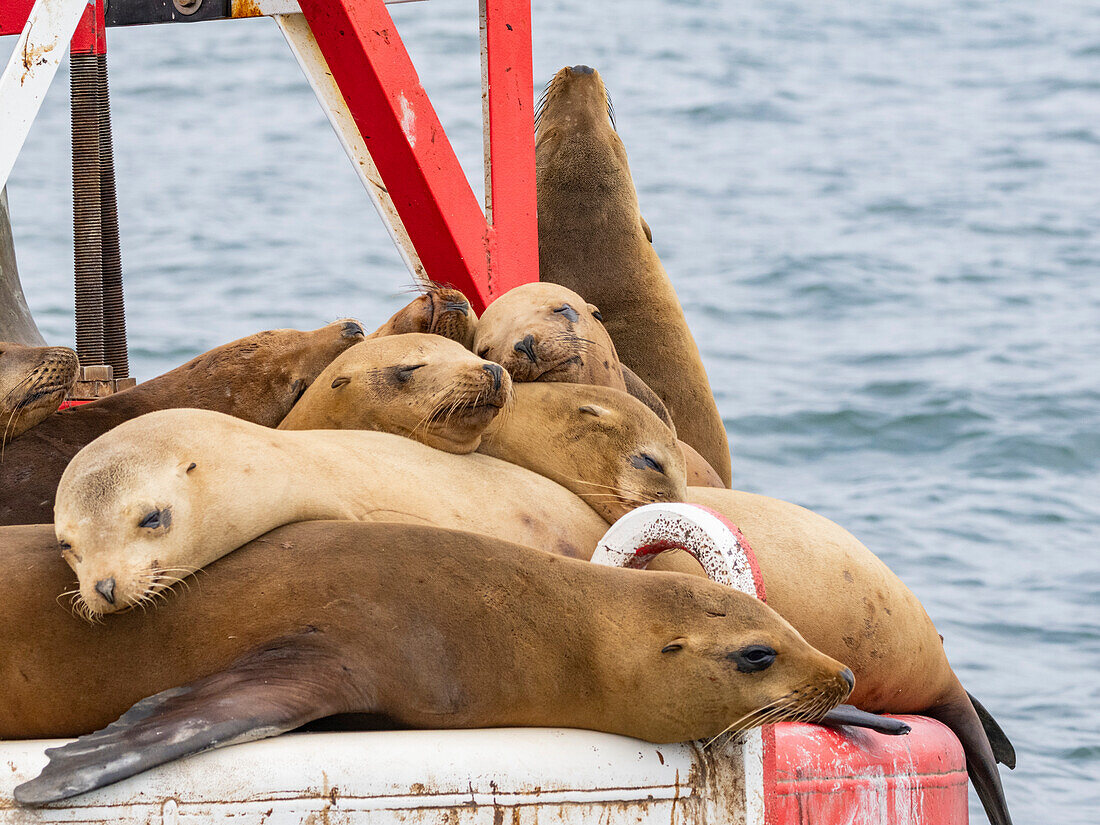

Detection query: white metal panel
(0, 727), (754, 824)
(0, 0), (89, 190)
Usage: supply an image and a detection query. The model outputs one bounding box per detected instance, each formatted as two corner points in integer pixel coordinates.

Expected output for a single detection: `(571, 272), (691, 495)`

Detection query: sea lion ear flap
(13, 633), (356, 807)
(578, 404), (610, 418)
(640, 216), (653, 243)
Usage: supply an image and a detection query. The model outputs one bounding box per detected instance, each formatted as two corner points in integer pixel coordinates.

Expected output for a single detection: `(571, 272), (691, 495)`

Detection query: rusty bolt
(173, 0), (202, 14)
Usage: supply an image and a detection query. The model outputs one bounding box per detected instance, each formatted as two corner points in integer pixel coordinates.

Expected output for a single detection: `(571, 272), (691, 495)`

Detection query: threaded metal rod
(96, 53), (128, 379)
(71, 51), (105, 367)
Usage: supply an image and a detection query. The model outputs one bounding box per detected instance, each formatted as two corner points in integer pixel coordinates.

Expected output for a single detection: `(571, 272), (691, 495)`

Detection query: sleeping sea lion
(646, 488), (1016, 825)
(0, 321), (365, 526)
(369, 283), (476, 347)
(278, 333), (510, 453)
(478, 383), (686, 522)
(473, 282), (724, 486)
(53, 408), (609, 616)
(0, 342), (78, 447)
(535, 66), (731, 486)
(2, 520), (854, 805)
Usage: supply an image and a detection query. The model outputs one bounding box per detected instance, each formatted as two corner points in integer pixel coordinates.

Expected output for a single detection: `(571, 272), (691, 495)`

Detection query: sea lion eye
(394, 364), (426, 383)
(290, 379), (308, 402)
(661, 642), (684, 654)
(630, 453), (665, 474)
(552, 304), (580, 323)
(58, 540), (71, 551)
(592, 309), (603, 321)
(138, 508), (171, 530)
(729, 645), (777, 673)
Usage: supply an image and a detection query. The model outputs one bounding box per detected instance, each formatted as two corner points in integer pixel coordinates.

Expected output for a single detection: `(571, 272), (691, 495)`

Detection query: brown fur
(54, 409), (609, 615)
(0, 342), (77, 447)
(473, 282), (625, 389)
(0, 521), (850, 746)
(647, 488), (1014, 825)
(369, 283), (476, 348)
(0, 322), (364, 526)
(535, 66), (731, 486)
(278, 334), (511, 453)
(478, 383), (685, 523)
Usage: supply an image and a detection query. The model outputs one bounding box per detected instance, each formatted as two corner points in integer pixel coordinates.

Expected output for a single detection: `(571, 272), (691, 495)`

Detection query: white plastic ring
(590, 502), (764, 599)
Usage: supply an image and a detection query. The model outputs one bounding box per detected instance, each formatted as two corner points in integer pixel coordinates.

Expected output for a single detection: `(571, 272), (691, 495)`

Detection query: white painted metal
(275, 12), (428, 285)
(0, 727), (753, 823)
(0, 0), (89, 191)
(592, 502), (768, 825)
(231, 0), (425, 19)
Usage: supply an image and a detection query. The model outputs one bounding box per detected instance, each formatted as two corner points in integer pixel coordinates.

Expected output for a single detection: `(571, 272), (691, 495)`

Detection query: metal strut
(70, 0), (128, 385)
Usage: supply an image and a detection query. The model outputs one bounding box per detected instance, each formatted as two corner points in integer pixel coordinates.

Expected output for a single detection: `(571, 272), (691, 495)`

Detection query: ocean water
(4, 1), (1098, 821)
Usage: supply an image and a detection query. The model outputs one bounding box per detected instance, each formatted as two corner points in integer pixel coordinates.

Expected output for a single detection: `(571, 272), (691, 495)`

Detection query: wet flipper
(819, 705), (912, 735)
(968, 690), (1016, 769)
(15, 633), (355, 807)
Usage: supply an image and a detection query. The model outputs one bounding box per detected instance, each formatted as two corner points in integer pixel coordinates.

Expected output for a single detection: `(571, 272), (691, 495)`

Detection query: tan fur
(368, 284), (476, 347)
(535, 67), (731, 486)
(54, 408), (609, 616)
(0, 321), (365, 526)
(1, 522), (851, 742)
(478, 383), (685, 523)
(473, 282), (625, 388)
(278, 334), (510, 453)
(0, 342), (77, 446)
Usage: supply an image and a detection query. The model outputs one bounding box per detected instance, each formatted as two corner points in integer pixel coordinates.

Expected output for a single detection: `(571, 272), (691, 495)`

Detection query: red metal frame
(69, 0), (107, 57)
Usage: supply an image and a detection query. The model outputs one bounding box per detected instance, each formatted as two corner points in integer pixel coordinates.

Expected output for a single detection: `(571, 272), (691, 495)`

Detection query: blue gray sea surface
(5, 1), (1098, 820)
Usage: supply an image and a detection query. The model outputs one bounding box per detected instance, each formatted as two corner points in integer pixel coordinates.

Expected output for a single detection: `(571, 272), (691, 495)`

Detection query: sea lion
(646, 489), (1016, 825)
(0, 320), (365, 526)
(368, 283), (476, 347)
(1, 520), (853, 805)
(54, 408), (610, 616)
(278, 334), (510, 453)
(535, 66), (731, 486)
(473, 282), (724, 486)
(0, 342), (78, 446)
(478, 383), (686, 522)
(473, 282), (626, 389)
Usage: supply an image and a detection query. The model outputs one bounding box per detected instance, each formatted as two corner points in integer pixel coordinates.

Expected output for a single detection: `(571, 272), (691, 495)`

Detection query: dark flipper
(621, 365), (676, 433)
(818, 705), (912, 735)
(15, 633), (356, 807)
(968, 690), (1016, 769)
(926, 693), (1014, 825)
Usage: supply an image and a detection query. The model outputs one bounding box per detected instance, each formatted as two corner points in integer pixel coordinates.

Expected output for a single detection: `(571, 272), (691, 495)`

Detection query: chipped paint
(399, 93), (416, 147)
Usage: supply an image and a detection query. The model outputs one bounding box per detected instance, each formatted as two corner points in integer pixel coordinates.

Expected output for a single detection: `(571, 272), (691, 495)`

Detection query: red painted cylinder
(769, 715), (969, 824)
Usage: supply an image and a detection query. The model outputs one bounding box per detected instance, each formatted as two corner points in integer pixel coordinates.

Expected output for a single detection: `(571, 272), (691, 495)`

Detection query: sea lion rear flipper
(818, 705), (911, 735)
(14, 633), (355, 807)
(967, 690), (1016, 769)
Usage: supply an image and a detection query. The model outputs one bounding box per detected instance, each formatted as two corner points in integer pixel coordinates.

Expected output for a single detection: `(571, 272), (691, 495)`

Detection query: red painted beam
(70, 0), (106, 56)
(0, 0), (35, 37)
(298, 0), (494, 310)
(481, 0), (538, 297)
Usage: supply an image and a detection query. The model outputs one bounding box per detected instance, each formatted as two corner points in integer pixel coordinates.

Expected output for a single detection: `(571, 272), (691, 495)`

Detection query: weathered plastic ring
(590, 502), (766, 601)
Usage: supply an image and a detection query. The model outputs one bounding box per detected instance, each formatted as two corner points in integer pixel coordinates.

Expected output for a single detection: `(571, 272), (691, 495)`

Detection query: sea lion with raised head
(54, 408), (609, 616)
(278, 333), (510, 453)
(0, 321), (365, 526)
(1, 520), (854, 805)
(535, 66), (731, 486)
(368, 283), (476, 347)
(478, 383), (686, 522)
(0, 342), (78, 447)
(645, 489), (1016, 825)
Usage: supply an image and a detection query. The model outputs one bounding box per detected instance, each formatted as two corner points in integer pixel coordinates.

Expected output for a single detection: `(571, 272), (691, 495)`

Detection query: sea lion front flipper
(621, 365), (676, 433)
(967, 690), (1016, 769)
(818, 705), (912, 735)
(14, 633), (356, 807)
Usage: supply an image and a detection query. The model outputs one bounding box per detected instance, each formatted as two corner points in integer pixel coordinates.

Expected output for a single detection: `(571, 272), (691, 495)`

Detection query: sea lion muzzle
(94, 578), (116, 605)
(513, 335), (538, 363)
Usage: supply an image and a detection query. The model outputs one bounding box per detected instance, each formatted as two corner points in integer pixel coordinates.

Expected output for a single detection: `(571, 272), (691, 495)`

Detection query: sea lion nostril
(483, 363), (504, 392)
(570, 64), (594, 75)
(442, 301), (469, 317)
(513, 335), (538, 364)
(840, 668), (855, 691)
(95, 578), (116, 605)
(341, 321), (365, 338)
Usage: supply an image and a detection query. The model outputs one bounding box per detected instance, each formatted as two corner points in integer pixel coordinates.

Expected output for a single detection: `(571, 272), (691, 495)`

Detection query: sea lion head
(481, 383), (685, 523)
(0, 342), (78, 446)
(278, 333), (512, 453)
(613, 573), (855, 742)
(372, 283), (477, 348)
(473, 283), (624, 388)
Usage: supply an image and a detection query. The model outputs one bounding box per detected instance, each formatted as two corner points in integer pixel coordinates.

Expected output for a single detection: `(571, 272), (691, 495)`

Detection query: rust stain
(20, 25), (54, 86)
(231, 0), (264, 19)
